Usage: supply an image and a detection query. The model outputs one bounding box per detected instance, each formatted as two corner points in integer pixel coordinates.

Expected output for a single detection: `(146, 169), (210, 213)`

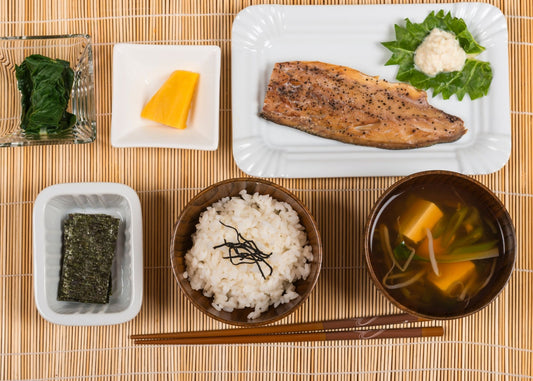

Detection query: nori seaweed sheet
(58, 213), (120, 304)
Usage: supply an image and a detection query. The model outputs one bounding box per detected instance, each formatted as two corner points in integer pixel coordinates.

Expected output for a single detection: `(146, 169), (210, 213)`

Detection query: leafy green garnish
(382, 10), (492, 100)
(393, 241), (413, 262)
(15, 54), (76, 135)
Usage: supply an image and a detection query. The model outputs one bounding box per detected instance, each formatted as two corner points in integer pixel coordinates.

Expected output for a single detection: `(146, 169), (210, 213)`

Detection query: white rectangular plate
(111, 44), (220, 150)
(231, 3), (510, 177)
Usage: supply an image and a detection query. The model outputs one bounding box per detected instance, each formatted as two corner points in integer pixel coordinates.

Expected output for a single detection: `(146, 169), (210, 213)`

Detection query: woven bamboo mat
(0, 0), (532, 379)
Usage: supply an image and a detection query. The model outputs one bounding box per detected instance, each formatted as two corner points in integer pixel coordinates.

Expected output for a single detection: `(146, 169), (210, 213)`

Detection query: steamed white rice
(184, 190), (313, 319)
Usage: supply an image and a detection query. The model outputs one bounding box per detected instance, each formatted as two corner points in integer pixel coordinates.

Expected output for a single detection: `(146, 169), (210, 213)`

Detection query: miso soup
(369, 183), (506, 317)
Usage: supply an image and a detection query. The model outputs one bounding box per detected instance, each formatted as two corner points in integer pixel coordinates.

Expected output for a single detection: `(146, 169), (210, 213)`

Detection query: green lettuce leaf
(15, 54), (76, 134)
(382, 10), (492, 100)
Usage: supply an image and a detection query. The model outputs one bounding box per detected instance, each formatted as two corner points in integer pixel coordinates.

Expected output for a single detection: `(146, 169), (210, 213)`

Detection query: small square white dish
(231, 3), (511, 177)
(32, 182), (143, 326)
(111, 44), (221, 149)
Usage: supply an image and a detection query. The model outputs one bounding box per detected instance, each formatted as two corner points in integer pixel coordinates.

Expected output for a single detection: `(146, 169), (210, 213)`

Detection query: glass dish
(0, 34), (96, 147)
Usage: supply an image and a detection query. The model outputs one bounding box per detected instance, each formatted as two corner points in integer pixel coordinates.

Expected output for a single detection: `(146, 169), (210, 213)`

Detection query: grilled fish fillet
(260, 61), (466, 149)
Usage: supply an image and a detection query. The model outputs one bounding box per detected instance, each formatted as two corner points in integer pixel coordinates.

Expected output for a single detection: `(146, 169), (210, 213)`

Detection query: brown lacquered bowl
(170, 178), (322, 326)
(364, 170), (516, 320)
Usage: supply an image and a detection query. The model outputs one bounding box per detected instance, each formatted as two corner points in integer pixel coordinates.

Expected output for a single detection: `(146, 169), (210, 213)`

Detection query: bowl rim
(170, 177), (323, 326)
(364, 170), (516, 320)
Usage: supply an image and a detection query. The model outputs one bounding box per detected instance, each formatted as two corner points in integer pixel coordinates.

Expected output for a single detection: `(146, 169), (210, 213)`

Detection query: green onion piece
(431, 214), (448, 239)
(449, 225), (484, 250)
(411, 248), (498, 264)
(438, 247), (499, 263)
(392, 241), (416, 272)
(441, 206), (470, 247)
(409, 240), (499, 264)
(393, 242), (412, 261)
(450, 240), (498, 255)
(463, 207), (481, 230)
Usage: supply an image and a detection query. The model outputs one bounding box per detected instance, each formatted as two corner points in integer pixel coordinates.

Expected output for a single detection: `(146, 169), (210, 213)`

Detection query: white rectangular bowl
(32, 182), (143, 326)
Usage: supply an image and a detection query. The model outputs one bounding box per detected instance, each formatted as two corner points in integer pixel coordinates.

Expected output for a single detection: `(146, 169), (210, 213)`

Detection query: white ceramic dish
(111, 44), (221, 149)
(231, 3), (510, 177)
(32, 182), (143, 326)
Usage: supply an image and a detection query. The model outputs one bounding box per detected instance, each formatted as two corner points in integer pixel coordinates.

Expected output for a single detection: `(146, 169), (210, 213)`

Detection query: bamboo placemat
(1, 0), (532, 380)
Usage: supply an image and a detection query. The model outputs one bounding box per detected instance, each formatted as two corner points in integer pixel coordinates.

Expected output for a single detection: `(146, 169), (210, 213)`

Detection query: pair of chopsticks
(131, 314), (443, 345)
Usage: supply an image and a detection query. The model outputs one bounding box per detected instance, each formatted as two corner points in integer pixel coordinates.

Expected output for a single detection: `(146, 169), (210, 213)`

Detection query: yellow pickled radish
(140, 70), (199, 129)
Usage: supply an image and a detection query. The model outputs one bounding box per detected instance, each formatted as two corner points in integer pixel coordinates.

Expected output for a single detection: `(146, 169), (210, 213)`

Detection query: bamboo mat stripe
(5, 188), (533, 205)
(0, 11), (532, 24)
(1, 0), (533, 380)
(3, 339), (533, 356)
(1, 267), (532, 278)
(5, 369), (533, 381)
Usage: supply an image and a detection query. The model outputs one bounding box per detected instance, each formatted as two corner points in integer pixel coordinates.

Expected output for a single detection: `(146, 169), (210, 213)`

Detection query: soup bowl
(171, 177), (322, 326)
(364, 170), (516, 320)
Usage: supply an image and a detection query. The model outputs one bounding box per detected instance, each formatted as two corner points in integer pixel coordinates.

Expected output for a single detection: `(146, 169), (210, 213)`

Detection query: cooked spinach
(15, 54), (76, 134)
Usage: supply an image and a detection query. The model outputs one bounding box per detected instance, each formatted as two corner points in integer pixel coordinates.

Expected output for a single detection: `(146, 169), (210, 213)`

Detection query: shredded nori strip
(58, 213), (120, 304)
(213, 221), (273, 279)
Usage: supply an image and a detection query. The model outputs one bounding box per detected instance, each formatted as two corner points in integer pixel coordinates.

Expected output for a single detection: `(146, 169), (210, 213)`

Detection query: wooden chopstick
(131, 313), (424, 340)
(132, 313), (442, 345)
(133, 326), (443, 345)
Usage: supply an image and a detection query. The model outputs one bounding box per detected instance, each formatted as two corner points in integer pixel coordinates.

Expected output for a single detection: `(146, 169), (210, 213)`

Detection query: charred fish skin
(260, 61), (466, 150)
